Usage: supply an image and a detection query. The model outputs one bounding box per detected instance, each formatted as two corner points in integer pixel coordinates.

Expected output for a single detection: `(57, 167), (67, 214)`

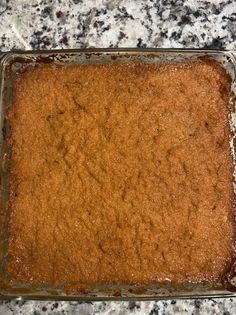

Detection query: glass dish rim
(0, 48), (236, 301)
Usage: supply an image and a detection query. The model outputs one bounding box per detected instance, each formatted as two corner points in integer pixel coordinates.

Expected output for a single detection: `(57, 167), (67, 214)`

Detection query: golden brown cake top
(8, 60), (234, 288)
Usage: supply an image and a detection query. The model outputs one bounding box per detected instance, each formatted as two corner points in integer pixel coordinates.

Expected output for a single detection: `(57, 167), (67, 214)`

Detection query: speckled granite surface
(1, 299), (236, 315)
(0, 0), (236, 314)
(0, 0), (235, 50)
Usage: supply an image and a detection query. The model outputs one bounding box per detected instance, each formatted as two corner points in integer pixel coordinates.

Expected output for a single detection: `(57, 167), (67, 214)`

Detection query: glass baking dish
(0, 48), (236, 301)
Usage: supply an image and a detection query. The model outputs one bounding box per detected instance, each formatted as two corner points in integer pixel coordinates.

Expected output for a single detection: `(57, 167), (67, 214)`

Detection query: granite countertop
(0, 0), (235, 51)
(0, 0), (236, 314)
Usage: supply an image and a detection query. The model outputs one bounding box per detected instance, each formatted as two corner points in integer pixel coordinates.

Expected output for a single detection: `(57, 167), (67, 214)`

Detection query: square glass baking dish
(0, 48), (236, 301)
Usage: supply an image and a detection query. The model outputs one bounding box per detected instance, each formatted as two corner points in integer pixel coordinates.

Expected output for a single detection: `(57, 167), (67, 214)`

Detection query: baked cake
(7, 60), (235, 288)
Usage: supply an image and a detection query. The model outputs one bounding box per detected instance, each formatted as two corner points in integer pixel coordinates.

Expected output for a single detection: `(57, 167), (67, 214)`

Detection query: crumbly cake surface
(8, 60), (234, 287)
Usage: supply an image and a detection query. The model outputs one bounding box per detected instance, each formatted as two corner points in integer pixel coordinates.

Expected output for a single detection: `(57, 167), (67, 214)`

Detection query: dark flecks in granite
(114, 6), (134, 20)
(0, 0), (10, 17)
(118, 31), (126, 41)
(169, 13), (178, 21)
(193, 11), (201, 18)
(102, 25), (110, 32)
(74, 27), (86, 40)
(95, 8), (107, 17)
(160, 30), (168, 38)
(171, 31), (181, 40)
(93, 20), (104, 28)
(194, 300), (202, 309)
(30, 33), (51, 49)
(41, 6), (52, 18)
(59, 35), (69, 45)
(137, 38), (147, 48)
(56, 11), (63, 18)
(128, 301), (141, 311)
(0, 0), (235, 51)
(149, 304), (160, 315)
(34, 30), (43, 36)
(52, 302), (58, 310)
(142, 5), (154, 41)
(178, 15), (192, 26)
(222, 14), (236, 22)
(56, 12), (67, 25)
(204, 37), (226, 49)
(1, 299), (236, 314)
